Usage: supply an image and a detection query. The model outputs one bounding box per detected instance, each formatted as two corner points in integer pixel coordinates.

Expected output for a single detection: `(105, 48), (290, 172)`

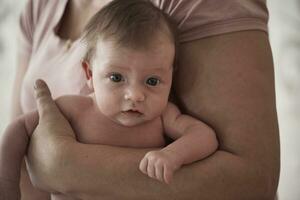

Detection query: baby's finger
(139, 157), (148, 174)
(155, 162), (164, 183)
(147, 160), (156, 179)
(163, 165), (173, 184)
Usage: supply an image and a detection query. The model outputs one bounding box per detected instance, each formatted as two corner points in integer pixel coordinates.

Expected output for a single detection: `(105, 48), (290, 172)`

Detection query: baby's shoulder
(162, 102), (181, 119)
(55, 95), (93, 120)
(55, 95), (92, 106)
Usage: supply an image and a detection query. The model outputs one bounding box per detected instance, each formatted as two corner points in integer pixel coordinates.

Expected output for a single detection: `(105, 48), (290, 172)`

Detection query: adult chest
(21, 40), (89, 113)
(20, 1), (89, 113)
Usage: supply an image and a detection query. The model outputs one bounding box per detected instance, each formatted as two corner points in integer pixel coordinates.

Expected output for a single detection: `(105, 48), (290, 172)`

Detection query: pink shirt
(19, 0), (268, 113)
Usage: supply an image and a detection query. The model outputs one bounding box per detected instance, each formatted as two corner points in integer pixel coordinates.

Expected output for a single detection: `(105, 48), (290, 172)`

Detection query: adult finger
(34, 79), (60, 120)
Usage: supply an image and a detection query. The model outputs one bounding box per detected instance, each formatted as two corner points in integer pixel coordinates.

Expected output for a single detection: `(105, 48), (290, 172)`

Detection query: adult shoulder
(19, 0), (64, 56)
(152, 0), (269, 42)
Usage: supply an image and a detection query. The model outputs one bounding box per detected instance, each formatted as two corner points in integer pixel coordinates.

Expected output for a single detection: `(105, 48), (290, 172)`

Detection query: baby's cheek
(97, 94), (118, 112)
(149, 98), (168, 116)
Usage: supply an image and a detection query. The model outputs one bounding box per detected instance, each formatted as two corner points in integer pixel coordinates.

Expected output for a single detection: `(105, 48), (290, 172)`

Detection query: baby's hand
(139, 150), (182, 184)
(0, 178), (20, 200)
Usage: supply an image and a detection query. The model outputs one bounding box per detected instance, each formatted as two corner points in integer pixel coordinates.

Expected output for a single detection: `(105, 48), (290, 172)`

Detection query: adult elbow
(261, 164), (280, 199)
(245, 155), (280, 200)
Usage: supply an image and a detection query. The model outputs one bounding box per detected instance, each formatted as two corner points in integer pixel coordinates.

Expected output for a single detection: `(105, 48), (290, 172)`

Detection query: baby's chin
(116, 118), (148, 127)
(113, 113), (156, 127)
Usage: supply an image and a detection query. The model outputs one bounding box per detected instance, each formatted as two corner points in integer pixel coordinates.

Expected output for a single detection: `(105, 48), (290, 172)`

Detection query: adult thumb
(34, 79), (59, 119)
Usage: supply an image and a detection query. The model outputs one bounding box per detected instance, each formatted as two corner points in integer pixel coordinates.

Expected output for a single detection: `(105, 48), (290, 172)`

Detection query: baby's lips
(123, 108), (142, 113)
(124, 110), (142, 114)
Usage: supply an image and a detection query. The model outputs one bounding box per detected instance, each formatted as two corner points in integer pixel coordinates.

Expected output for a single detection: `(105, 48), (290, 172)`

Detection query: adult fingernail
(34, 79), (43, 89)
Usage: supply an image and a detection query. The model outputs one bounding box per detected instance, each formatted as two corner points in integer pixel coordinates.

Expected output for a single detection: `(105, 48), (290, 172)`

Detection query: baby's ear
(81, 60), (94, 91)
(82, 60), (92, 79)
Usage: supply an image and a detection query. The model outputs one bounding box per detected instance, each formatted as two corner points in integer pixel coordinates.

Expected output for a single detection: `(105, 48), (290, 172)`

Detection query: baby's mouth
(122, 109), (143, 116)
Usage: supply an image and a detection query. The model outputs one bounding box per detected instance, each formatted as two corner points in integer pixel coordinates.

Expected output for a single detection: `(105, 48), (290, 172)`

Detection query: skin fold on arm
(27, 30), (280, 200)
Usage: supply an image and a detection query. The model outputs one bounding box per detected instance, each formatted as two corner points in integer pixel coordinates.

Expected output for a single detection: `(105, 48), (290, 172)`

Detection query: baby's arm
(139, 102), (218, 184)
(0, 110), (39, 198)
(0, 96), (76, 198)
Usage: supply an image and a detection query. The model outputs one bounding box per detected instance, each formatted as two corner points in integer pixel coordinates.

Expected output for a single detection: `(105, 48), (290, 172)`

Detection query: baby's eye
(109, 73), (124, 82)
(146, 77), (160, 86)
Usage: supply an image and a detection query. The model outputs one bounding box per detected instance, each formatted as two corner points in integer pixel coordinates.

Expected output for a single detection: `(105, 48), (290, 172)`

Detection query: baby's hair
(81, 0), (178, 65)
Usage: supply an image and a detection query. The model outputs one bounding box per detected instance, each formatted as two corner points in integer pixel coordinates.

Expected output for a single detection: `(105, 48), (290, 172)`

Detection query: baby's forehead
(95, 33), (174, 51)
(93, 39), (174, 69)
(106, 63), (172, 72)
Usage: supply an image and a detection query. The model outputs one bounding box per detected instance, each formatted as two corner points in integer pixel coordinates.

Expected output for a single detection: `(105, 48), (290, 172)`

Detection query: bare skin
(11, 0), (279, 199)
(1, 92), (217, 200)
(3, 30), (218, 199)
(27, 30), (280, 200)
(14, 1), (112, 199)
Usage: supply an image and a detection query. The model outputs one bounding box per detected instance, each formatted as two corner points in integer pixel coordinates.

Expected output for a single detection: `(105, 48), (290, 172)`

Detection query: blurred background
(0, 0), (299, 199)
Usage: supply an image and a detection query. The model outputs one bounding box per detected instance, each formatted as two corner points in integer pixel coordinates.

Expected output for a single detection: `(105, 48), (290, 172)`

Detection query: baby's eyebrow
(107, 64), (129, 70)
(105, 64), (172, 74)
(148, 66), (173, 74)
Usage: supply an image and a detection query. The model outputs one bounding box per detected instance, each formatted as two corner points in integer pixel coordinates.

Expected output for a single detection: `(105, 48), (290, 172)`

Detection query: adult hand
(25, 79), (76, 192)
(33, 79), (75, 138)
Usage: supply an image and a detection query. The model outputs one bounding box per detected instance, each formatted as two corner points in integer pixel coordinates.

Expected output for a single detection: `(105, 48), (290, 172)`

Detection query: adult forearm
(37, 142), (155, 198)
(39, 140), (278, 200)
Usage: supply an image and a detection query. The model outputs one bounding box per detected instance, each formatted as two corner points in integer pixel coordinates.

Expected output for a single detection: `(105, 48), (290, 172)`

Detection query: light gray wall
(268, 0), (300, 199)
(0, 0), (25, 130)
(0, 0), (299, 199)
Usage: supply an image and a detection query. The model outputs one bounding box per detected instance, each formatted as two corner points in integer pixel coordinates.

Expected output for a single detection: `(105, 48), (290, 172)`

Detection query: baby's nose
(124, 87), (145, 102)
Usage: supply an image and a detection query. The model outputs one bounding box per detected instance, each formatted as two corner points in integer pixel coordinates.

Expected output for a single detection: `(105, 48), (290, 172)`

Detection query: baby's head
(81, 0), (177, 126)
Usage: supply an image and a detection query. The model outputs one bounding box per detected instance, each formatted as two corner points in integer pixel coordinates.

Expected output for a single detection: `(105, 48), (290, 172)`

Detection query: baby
(0, 0), (218, 198)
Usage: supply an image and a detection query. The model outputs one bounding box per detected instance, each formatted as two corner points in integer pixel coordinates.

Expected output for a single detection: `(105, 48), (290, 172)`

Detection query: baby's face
(89, 35), (175, 126)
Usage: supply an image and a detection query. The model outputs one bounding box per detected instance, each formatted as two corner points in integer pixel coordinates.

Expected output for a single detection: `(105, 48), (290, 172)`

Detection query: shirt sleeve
(158, 0), (269, 42)
(18, 0), (48, 58)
